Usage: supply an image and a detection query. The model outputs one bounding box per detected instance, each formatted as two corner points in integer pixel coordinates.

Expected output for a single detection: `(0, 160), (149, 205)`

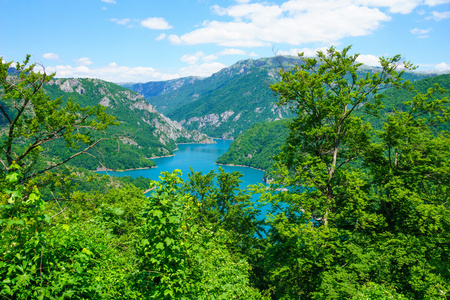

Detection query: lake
(100, 139), (266, 189)
(100, 139), (269, 225)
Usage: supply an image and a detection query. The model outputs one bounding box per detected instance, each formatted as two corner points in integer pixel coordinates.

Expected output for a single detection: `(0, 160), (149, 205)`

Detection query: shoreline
(215, 162), (266, 172)
(96, 139), (221, 172)
(95, 165), (157, 172)
(148, 153), (176, 159)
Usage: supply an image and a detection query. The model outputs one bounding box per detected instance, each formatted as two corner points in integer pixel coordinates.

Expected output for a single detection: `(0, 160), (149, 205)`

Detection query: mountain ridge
(124, 55), (438, 139)
(42, 77), (213, 170)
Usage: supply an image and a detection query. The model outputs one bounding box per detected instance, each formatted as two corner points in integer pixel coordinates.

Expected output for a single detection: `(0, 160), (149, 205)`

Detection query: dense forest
(218, 73), (450, 178)
(216, 118), (291, 176)
(1, 47), (449, 299)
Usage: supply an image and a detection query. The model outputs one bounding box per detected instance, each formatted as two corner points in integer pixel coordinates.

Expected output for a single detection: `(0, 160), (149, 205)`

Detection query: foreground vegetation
(1, 47), (449, 299)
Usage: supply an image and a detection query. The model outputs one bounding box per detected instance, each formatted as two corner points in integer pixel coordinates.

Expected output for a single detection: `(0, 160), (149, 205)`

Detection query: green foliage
(0, 56), (118, 180)
(135, 170), (266, 299)
(1, 49), (448, 299)
(357, 73), (450, 132)
(184, 167), (265, 249)
(216, 119), (290, 176)
(259, 45), (450, 299)
(0, 165), (140, 299)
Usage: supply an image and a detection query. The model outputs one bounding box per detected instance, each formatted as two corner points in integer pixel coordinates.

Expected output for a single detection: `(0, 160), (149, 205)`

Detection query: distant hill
(42, 78), (212, 171)
(217, 73), (450, 175)
(125, 56), (437, 139)
(358, 73), (450, 131)
(216, 118), (290, 174)
(121, 76), (203, 109)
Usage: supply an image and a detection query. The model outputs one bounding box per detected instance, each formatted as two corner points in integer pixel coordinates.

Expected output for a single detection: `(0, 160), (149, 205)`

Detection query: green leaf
(164, 237), (174, 246)
(6, 172), (21, 183)
(152, 209), (163, 218)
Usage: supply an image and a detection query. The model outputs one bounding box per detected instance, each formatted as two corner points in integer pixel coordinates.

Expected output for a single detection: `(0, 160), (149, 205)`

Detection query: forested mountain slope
(122, 76), (203, 112)
(127, 56), (436, 140)
(358, 73), (450, 130)
(216, 119), (290, 174)
(218, 73), (450, 175)
(42, 78), (212, 170)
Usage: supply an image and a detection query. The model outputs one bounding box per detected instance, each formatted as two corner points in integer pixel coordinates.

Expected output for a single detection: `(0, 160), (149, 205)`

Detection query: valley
(1, 50), (449, 299)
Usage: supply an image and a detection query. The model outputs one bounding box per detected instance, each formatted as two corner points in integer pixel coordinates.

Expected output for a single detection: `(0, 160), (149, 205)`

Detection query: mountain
(357, 73), (450, 131)
(126, 56), (437, 140)
(217, 73), (450, 175)
(216, 118), (290, 175)
(43, 78), (212, 170)
(121, 76), (203, 109)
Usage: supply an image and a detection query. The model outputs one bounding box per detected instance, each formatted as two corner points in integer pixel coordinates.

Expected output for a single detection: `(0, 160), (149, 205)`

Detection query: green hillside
(43, 78), (212, 170)
(218, 73), (450, 175)
(216, 119), (290, 174)
(358, 73), (450, 131)
(124, 76), (203, 113)
(128, 56), (436, 140)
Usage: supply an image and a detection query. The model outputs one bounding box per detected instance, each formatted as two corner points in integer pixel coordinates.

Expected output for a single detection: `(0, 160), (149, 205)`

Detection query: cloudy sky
(1, 0), (449, 82)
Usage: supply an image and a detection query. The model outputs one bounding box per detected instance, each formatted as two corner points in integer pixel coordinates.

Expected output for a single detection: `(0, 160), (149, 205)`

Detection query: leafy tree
(135, 170), (267, 299)
(185, 167), (264, 240)
(0, 55), (117, 182)
(261, 46), (449, 298)
(269, 45), (413, 228)
(0, 57), (138, 299)
(0, 164), (140, 299)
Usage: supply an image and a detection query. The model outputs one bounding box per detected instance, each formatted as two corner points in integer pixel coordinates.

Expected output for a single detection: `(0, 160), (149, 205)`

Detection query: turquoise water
(100, 139), (265, 189)
(100, 139), (269, 225)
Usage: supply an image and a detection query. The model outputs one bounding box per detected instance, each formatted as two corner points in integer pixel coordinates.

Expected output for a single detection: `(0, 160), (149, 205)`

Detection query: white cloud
(43, 53), (59, 60)
(435, 62), (450, 71)
(180, 52), (218, 65)
(410, 27), (432, 34)
(424, 0), (450, 6)
(109, 18), (131, 26)
(168, 35), (182, 44)
(141, 17), (173, 30)
(156, 33), (167, 41)
(276, 47), (328, 57)
(356, 54), (381, 66)
(353, 0), (422, 14)
(203, 54), (218, 62)
(181, 52), (204, 65)
(101, 0), (116, 4)
(218, 48), (247, 56)
(74, 57), (93, 66)
(46, 63), (180, 83)
(178, 62), (227, 78)
(170, 0), (392, 47)
(47, 60), (227, 82)
(427, 10), (450, 21)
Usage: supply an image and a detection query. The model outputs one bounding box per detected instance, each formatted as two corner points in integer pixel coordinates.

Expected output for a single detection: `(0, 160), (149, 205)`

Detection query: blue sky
(1, 0), (449, 82)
